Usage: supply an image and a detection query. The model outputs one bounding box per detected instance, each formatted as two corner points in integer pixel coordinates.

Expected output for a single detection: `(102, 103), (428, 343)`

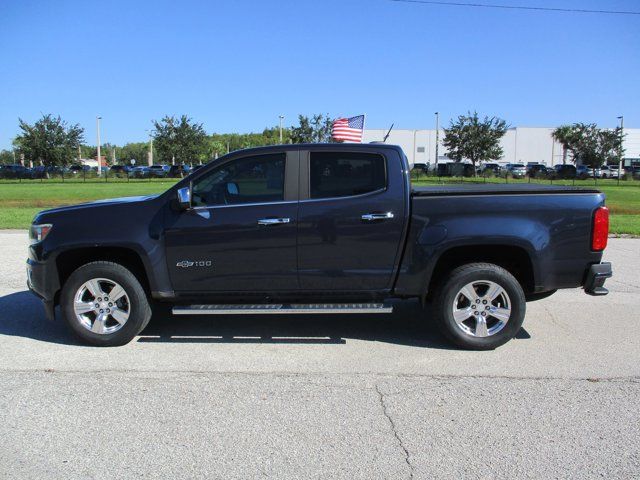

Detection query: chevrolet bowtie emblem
(176, 260), (195, 268)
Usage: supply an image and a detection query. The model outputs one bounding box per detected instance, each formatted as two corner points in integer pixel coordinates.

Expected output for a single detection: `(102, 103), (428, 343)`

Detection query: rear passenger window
(309, 152), (386, 199)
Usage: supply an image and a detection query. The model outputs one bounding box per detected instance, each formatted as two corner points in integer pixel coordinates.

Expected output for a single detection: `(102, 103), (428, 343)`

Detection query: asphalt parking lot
(0, 231), (638, 479)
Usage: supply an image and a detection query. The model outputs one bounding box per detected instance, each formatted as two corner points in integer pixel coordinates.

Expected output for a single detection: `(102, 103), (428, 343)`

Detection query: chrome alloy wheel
(73, 278), (130, 335)
(452, 281), (511, 338)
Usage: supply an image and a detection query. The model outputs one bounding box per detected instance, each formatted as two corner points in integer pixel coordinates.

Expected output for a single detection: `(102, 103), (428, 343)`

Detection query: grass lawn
(0, 178), (638, 235)
(0, 181), (177, 229)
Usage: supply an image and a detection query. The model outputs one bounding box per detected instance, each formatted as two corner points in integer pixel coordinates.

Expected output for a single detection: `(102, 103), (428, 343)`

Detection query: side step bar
(172, 303), (393, 315)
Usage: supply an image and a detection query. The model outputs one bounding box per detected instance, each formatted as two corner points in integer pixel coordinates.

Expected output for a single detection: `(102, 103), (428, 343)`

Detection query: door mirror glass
(177, 186), (192, 210)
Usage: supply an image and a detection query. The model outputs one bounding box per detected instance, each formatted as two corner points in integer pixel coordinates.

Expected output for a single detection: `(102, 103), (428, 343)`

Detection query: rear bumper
(584, 262), (612, 296)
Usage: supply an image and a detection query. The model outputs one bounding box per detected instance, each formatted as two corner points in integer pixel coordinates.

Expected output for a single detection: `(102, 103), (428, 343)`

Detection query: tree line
(0, 113), (336, 167)
(0, 112), (624, 169)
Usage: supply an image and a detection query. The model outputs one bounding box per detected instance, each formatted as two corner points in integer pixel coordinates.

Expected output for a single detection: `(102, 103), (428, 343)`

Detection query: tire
(432, 263), (526, 350)
(60, 261), (152, 346)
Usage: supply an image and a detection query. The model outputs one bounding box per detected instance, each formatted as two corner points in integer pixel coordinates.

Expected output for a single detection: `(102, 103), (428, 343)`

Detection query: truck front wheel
(60, 261), (152, 346)
(433, 263), (526, 350)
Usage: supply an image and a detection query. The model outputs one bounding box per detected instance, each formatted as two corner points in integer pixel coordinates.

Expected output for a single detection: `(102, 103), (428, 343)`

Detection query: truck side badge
(176, 260), (212, 268)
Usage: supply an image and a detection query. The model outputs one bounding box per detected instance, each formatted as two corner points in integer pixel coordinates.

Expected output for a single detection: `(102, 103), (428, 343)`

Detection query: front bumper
(584, 262), (612, 296)
(26, 257), (59, 321)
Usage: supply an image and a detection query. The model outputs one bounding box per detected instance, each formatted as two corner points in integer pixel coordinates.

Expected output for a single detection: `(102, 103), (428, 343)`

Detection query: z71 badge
(176, 260), (212, 268)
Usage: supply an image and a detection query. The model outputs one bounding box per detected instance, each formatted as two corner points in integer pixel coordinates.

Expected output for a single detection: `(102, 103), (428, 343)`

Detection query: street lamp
(279, 115), (285, 143)
(617, 115), (624, 180)
(434, 112), (440, 167)
(96, 116), (102, 176)
(145, 129), (154, 167)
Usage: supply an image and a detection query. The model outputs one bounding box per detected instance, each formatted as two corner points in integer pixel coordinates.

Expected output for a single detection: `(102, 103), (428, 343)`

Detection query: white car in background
(600, 165), (621, 179)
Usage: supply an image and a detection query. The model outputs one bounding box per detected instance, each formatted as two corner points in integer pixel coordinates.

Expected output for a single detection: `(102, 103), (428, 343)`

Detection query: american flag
(331, 115), (365, 143)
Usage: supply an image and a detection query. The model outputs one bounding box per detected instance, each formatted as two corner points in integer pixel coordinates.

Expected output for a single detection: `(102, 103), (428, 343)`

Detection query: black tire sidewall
(60, 262), (150, 346)
(436, 264), (526, 350)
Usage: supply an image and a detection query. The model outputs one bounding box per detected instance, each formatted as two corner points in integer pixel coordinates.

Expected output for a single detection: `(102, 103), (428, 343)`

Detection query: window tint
(309, 152), (386, 199)
(192, 153), (285, 207)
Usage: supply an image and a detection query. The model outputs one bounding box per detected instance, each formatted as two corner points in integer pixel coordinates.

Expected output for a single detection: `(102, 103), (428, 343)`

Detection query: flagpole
(361, 113), (366, 144)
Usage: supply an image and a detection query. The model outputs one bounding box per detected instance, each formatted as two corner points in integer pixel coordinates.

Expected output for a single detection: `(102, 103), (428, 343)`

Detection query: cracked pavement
(1, 232), (639, 478)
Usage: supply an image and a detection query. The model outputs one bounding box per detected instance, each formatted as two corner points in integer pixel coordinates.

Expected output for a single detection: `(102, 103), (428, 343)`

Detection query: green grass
(0, 177), (639, 235)
(0, 181), (177, 228)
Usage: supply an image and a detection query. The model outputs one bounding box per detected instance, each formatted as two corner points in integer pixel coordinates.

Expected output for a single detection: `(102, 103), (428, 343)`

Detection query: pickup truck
(27, 144), (612, 349)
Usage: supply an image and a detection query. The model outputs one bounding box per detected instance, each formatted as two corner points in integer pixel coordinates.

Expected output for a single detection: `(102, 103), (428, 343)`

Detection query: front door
(296, 149), (407, 291)
(164, 151), (299, 292)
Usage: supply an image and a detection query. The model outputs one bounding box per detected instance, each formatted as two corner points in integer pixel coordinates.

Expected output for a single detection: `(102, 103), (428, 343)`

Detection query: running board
(172, 303), (393, 315)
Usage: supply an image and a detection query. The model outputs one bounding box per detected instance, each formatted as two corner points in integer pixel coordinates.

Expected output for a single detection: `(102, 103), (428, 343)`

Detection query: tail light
(591, 207), (609, 251)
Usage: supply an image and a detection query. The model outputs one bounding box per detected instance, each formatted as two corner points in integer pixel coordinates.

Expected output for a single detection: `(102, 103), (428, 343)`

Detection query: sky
(0, 0), (639, 149)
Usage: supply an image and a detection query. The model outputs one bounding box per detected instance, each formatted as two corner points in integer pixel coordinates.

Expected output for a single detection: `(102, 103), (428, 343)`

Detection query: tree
(552, 125), (575, 164)
(152, 115), (208, 165)
(290, 114), (334, 143)
(13, 114), (84, 166)
(118, 142), (149, 165)
(552, 123), (624, 167)
(443, 112), (508, 174)
(0, 149), (14, 164)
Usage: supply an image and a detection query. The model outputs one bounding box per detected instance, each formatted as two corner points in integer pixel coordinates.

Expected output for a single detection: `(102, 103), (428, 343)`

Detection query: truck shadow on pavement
(0, 291), (530, 349)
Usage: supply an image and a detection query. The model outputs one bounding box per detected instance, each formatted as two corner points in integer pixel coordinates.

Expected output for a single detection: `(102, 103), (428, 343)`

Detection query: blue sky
(0, 0), (638, 149)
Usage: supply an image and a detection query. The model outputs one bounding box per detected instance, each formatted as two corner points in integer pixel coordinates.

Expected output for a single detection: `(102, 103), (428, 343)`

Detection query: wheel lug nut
(108, 303), (113, 307)
(481, 312), (486, 316)
(482, 300), (487, 304)
(95, 303), (99, 308)
(106, 308), (110, 313)
(97, 298), (102, 302)
(104, 297), (109, 301)
(99, 309), (104, 313)
(476, 299), (480, 304)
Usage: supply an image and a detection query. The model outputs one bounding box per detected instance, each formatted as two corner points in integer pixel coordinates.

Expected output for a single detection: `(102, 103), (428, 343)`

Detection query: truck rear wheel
(60, 261), (152, 346)
(433, 263), (526, 350)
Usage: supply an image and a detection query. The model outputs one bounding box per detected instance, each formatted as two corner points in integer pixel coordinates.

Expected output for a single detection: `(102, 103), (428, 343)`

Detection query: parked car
(411, 163), (429, 174)
(148, 165), (170, 178)
(27, 144), (612, 350)
(505, 164), (526, 178)
(576, 165), (602, 179)
(168, 164), (192, 178)
(527, 164), (549, 179)
(128, 166), (151, 178)
(0, 164), (33, 179)
(68, 165), (92, 175)
(437, 162), (475, 177)
(600, 165), (620, 179)
(480, 163), (502, 176)
(109, 165), (131, 177)
(551, 164), (577, 179)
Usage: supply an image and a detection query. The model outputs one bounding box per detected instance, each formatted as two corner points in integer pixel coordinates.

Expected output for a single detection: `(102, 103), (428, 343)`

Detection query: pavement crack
(375, 384), (414, 479)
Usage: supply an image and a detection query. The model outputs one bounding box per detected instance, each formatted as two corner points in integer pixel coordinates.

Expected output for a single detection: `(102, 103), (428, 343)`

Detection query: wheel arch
(425, 244), (536, 301)
(55, 246), (152, 302)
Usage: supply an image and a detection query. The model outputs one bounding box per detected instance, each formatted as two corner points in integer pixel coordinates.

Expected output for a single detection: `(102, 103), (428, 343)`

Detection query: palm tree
(552, 125), (575, 165)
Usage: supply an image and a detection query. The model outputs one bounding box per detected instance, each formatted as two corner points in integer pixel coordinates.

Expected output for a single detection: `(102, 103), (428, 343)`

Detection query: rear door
(164, 150), (300, 292)
(296, 148), (407, 291)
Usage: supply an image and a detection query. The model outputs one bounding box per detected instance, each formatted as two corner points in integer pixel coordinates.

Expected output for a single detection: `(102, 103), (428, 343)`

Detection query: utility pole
(279, 115), (284, 143)
(96, 116), (102, 176)
(78, 145), (81, 163)
(146, 129), (154, 166)
(434, 112), (440, 167)
(617, 116), (624, 180)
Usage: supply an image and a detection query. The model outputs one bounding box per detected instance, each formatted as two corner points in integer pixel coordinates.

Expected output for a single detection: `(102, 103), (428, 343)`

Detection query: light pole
(617, 116), (624, 180)
(279, 115), (284, 143)
(96, 116), (102, 176)
(434, 112), (440, 167)
(145, 129), (154, 166)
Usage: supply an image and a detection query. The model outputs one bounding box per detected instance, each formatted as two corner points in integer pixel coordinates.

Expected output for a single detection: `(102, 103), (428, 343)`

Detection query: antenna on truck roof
(383, 123), (394, 142)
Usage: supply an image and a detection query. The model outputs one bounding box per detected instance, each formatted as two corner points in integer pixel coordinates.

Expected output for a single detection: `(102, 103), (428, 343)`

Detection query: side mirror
(176, 186), (192, 210)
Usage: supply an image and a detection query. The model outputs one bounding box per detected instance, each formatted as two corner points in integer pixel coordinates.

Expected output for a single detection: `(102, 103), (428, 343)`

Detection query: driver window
(192, 153), (286, 207)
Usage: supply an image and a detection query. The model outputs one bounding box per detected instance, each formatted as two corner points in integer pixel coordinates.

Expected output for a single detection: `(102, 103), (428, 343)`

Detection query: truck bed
(411, 184), (601, 196)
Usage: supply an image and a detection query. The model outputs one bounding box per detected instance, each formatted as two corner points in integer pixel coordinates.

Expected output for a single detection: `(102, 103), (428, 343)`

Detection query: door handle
(361, 212), (394, 221)
(258, 217), (291, 226)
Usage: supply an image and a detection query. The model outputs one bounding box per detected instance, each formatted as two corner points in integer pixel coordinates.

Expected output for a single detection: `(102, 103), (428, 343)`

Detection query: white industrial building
(362, 127), (640, 168)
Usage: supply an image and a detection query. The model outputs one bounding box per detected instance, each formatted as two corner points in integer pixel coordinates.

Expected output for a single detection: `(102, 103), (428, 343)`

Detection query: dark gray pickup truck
(27, 144), (612, 349)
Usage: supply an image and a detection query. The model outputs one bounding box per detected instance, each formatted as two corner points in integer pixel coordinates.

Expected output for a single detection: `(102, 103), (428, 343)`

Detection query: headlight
(29, 224), (53, 244)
